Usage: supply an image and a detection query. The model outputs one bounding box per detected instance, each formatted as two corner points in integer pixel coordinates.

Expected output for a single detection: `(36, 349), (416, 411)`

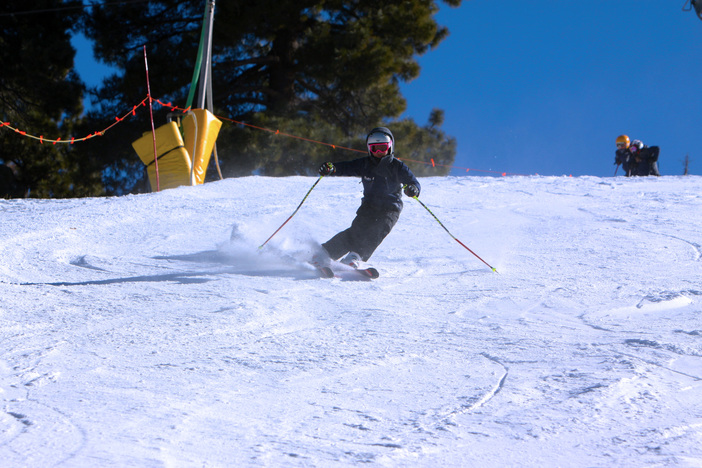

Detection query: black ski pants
(322, 202), (401, 262)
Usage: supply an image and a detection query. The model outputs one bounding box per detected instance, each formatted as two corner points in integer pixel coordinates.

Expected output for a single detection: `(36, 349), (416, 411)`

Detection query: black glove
(403, 184), (419, 198)
(318, 162), (335, 176)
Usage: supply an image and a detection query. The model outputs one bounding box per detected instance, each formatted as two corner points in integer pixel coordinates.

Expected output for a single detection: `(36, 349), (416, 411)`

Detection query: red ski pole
(409, 193), (497, 272)
(143, 46), (160, 192)
(259, 175), (324, 249)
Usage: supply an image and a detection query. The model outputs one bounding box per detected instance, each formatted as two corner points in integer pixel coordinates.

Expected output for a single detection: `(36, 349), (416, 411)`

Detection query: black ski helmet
(366, 127), (394, 156)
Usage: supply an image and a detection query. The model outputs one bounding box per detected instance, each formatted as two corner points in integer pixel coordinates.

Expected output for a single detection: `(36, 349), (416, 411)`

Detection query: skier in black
(314, 127), (420, 269)
(614, 134), (634, 176)
(629, 140), (661, 176)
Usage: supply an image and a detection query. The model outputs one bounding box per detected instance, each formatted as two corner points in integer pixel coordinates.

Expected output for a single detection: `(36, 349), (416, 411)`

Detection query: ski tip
(318, 266), (335, 278)
(363, 267), (380, 279)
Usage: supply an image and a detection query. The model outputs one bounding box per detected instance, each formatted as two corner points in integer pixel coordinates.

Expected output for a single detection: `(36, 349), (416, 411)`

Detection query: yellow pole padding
(132, 121), (192, 191)
(182, 109), (222, 186)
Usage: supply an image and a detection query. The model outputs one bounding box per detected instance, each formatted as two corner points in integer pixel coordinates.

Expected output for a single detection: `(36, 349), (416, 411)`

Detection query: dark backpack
(646, 146), (660, 162)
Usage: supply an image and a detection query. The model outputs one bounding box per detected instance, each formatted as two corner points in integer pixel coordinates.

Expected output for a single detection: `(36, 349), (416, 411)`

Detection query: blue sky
(73, 1), (702, 177)
(72, 33), (115, 90)
(399, 0), (702, 177)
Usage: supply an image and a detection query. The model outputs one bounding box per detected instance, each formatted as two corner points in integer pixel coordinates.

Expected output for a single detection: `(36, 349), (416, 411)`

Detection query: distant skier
(629, 140), (661, 176)
(314, 127), (420, 269)
(614, 135), (633, 176)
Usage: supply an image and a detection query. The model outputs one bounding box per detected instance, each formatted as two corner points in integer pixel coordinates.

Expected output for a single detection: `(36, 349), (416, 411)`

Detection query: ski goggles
(616, 143), (627, 148)
(629, 146), (639, 153)
(368, 142), (391, 154)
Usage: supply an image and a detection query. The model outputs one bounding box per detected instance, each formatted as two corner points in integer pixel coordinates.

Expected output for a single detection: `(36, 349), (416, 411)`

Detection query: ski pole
(408, 192), (497, 273)
(259, 175), (324, 249)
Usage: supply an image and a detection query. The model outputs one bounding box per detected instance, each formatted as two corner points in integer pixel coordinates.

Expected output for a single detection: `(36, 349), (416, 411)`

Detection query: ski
(310, 262), (379, 280)
(311, 264), (335, 278)
(334, 264), (379, 280)
(356, 267), (379, 279)
(309, 252), (379, 280)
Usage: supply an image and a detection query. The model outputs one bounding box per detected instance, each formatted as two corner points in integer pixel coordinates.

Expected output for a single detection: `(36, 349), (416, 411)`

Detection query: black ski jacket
(331, 155), (420, 211)
(614, 148), (631, 166)
(615, 148), (633, 175)
(632, 146), (660, 176)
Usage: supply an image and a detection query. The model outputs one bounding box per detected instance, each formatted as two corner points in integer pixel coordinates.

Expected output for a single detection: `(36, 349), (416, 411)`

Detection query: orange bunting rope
(0, 97), (149, 145)
(1, 94), (532, 176)
(152, 99), (366, 155)
(400, 156), (528, 176)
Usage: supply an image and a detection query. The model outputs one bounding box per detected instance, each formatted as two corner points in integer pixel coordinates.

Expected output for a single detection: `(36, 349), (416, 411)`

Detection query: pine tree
(78, 0), (461, 192)
(0, 1), (100, 198)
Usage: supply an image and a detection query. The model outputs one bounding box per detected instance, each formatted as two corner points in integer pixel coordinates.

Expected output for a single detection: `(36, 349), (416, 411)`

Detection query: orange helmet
(615, 135), (630, 148)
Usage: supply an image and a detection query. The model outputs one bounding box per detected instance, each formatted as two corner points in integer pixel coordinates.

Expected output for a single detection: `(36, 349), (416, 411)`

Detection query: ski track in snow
(1, 175), (701, 466)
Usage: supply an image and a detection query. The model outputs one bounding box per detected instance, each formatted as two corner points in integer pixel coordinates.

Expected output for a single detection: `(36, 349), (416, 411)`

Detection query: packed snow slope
(1, 175), (701, 467)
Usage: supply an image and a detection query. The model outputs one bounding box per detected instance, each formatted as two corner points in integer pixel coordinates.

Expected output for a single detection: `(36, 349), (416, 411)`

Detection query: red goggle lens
(368, 142), (390, 153)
